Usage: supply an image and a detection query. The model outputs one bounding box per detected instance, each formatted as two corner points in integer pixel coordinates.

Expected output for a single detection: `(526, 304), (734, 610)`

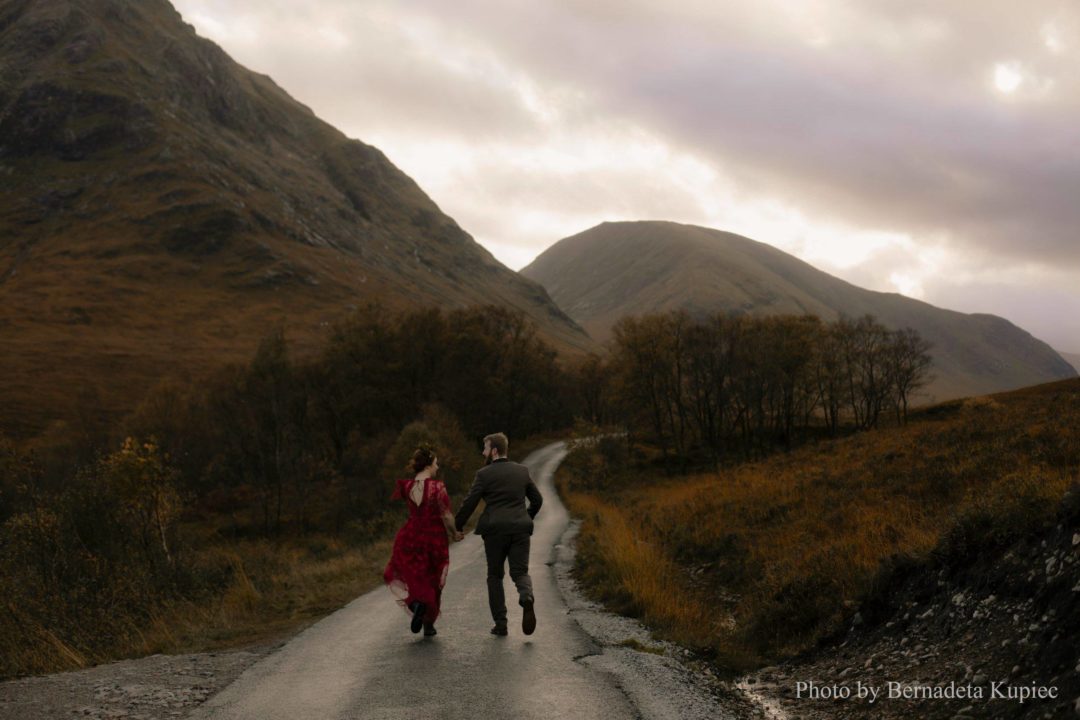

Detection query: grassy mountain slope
(0, 0), (594, 440)
(1059, 350), (1080, 374)
(522, 221), (1075, 401)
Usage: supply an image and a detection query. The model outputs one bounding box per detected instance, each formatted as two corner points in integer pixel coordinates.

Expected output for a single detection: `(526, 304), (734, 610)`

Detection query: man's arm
(525, 471), (543, 519)
(455, 472), (484, 532)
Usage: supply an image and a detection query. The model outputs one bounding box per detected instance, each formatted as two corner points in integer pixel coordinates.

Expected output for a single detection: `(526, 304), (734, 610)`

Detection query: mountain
(0, 0), (594, 440)
(1060, 351), (1080, 374)
(521, 221), (1076, 402)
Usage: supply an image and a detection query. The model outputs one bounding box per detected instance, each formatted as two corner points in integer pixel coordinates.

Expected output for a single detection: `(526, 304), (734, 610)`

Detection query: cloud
(400, 0), (1080, 266)
(177, 1), (546, 142)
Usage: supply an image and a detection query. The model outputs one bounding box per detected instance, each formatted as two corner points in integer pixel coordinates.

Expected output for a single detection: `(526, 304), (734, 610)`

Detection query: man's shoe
(522, 600), (536, 636)
(423, 623), (437, 637)
(490, 624), (508, 636)
(410, 602), (426, 634)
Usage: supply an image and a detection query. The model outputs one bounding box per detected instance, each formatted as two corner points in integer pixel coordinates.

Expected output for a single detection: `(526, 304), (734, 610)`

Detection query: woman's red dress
(383, 477), (452, 624)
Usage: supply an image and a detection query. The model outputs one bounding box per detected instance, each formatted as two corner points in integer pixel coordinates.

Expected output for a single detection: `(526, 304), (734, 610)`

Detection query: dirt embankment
(743, 489), (1080, 720)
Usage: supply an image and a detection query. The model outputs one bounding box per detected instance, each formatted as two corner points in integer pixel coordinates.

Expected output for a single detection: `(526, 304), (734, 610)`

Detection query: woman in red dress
(383, 445), (464, 636)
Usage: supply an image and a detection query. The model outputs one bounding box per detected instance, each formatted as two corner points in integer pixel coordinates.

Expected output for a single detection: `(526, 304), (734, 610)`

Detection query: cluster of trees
(1, 306), (936, 543)
(576, 311), (933, 465)
(1, 303), (573, 557)
(117, 303), (573, 535)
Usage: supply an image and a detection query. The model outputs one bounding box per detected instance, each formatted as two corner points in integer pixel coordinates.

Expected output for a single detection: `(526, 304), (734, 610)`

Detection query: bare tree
(887, 327), (934, 424)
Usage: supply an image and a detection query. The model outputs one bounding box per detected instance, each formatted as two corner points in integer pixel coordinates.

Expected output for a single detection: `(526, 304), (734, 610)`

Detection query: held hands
(443, 512), (464, 542)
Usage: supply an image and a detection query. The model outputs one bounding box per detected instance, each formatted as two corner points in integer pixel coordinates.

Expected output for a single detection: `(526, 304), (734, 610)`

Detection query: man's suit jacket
(455, 458), (543, 536)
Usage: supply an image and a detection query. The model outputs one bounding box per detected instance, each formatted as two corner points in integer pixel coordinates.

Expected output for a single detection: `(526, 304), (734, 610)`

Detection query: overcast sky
(173, 0), (1080, 353)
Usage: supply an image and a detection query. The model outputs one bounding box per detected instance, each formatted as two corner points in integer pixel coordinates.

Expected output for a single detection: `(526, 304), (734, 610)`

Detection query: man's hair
(484, 432), (509, 457)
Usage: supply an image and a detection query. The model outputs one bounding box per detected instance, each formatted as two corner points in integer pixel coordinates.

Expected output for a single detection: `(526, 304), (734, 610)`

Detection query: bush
(381, 404), (478, 497)
(0, 436), (188, 677)
(937, 468), (1071, 566)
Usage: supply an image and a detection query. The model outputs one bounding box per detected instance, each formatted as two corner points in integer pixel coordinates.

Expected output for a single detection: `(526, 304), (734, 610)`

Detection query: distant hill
(521, 221), (1076, 402)
(0, 0), (594, 440)
(1059, 351), (1080, 374)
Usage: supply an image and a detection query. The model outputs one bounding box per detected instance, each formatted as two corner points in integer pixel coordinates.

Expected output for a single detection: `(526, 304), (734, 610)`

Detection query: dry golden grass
(0, 532), (392, 677)
(141, 535), (394, 655)
(561, 378), (1080, 670)
(563, 489), (713, 637)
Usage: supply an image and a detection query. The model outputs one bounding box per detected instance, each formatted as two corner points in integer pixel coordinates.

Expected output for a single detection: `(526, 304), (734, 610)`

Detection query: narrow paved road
(191, 442), (644, 720)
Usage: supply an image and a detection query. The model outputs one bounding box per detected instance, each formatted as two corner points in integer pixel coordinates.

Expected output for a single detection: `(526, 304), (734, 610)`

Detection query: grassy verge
(559, 379), (1080, 673)
(0, 526), (394, 677)
(139, 534), (395, 654)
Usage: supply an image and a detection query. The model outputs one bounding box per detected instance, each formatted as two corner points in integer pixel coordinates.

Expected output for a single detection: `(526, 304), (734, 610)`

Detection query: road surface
(191, 442), (747, 720)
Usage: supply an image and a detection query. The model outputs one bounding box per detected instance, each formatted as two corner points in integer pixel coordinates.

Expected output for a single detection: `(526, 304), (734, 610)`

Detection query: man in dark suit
(455, 432), (543, 636)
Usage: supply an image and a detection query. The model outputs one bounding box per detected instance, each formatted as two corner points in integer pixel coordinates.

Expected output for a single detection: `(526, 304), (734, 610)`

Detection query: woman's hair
(406, 443), (437, 474)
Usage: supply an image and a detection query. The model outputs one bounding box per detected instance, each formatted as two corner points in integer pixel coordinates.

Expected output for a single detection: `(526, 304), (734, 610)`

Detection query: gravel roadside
(0, 642), (281, 720)
(551, 519), (765, 720)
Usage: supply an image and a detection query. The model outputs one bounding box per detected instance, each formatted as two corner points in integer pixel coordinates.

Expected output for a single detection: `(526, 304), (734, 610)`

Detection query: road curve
(191, 442), (643, 720)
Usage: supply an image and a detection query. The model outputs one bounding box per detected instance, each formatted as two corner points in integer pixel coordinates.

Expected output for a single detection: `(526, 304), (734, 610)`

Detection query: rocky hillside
(522, 221), (1075, 402)
(745, 487), (1080, 720)
(0, 0), (594, 440)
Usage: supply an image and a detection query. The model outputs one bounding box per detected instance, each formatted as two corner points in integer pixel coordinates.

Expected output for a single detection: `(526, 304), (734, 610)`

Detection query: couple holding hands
(382, 432), (543, 637)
